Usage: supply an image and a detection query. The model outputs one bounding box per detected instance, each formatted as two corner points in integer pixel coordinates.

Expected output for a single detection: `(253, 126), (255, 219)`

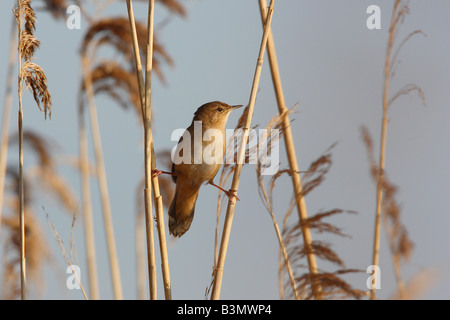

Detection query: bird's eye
(217, 107), (223, 112)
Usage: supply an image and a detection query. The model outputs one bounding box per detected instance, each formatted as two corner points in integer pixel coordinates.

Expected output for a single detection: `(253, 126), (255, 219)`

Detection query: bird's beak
(231, 104), (243, 110)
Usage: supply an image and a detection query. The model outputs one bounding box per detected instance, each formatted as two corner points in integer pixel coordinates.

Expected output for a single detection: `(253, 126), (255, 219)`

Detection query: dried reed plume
(84, 61), (142, 117)
(16, 0), (52, 118)
(133, 0), (187, 17)
(1, 128), (79, 299)
(156, 0), (186, 17)
(1, 168), (50, 300)
(208, 112), (352, 300)
(9, 130), (78, 214)
(20, 62), (51, 118)
(81, 17), (173, 84)
(39, 0), (69, 20)
(2, 210), (50, 299)
(277, 145), (366, 300)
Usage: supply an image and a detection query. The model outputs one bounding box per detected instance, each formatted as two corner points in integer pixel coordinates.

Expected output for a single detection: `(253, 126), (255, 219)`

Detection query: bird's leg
(209, 181), (240, 201)
(151, 169), (176, 178)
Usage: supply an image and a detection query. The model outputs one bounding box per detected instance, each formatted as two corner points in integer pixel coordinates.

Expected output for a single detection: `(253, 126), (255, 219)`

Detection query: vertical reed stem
(81, 54), (123, 300)
(136, 208), (147, 299)
(16, 9), (27, 300)
(370, 0), (400, 300)
(210, 0), (276, 300)
(257, 174), (299, 299)
(0, 16), (17, 240)
(143, 0), (157, 299)
(126, 0), (172, 300)
(78, 107), (100, 299)
(18, 102), (26, 300)
(257, 0), (322, 299)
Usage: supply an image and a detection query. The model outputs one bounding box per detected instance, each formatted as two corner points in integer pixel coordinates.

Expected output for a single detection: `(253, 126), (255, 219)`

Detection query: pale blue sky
(0, 0), (449, 299)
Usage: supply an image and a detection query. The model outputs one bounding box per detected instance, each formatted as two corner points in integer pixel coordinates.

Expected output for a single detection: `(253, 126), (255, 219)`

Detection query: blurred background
(0, 0), (449, 299)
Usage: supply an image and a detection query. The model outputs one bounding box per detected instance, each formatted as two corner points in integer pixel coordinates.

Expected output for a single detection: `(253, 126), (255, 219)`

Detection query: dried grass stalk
(45, 211), (88, 300)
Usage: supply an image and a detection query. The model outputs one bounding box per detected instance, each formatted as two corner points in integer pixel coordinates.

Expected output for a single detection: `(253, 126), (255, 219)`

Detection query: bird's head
(193, 101), (243, 129)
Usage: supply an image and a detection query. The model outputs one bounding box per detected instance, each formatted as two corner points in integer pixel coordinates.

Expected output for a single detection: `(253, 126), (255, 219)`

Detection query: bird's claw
(225, 189), (240, 202)
(151, 169), (163, 178)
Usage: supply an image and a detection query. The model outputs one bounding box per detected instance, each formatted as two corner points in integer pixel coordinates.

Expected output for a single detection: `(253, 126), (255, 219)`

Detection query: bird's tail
(168, 188), (200, 237)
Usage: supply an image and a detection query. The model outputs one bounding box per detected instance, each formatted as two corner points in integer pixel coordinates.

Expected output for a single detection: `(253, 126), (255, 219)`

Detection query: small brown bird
(153, 101), (242, 237)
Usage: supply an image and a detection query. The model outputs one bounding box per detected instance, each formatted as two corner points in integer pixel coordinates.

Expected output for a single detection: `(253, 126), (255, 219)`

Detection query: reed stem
(370, 0), (400, 300)
(257, 174), (299, 299)
(17, 8), (27, 301)
(81, 54), (123, 300)
(210, 0), (276, 300)
(143, 0), (158, 300)
(0, 16), (17, 243)
(257, 0), (322, 299)
(78, 106), (100, 299)
(126, 0), (172, 300)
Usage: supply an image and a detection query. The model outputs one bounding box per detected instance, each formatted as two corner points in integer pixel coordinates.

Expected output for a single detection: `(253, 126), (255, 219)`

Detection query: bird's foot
(151, 169), (174, 178)
(209, 181), (240, 201)
(223, 189), (240, 202)
(151, 169), (162, 178)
